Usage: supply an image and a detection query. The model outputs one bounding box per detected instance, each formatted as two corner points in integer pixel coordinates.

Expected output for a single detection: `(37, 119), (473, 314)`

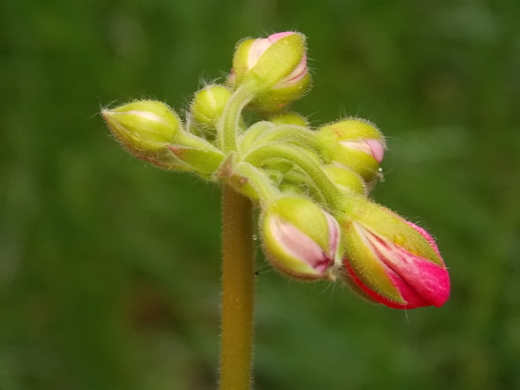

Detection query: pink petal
(270, 217), (332, 273)
(365, 139), (385, 163)
(268, 32), (294, 42)
(340, 139), (385, 162)
(344, 261), (428, 309)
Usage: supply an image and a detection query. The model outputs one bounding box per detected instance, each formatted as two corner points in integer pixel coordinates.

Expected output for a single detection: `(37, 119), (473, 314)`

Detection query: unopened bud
(341, 197), (450, 309)
(102, 100), (181, 153)
(261, 197), (342, 280)
(230, 32), (310, 113)
(317, 119), (385, 183)
(191, 85), (232, 136)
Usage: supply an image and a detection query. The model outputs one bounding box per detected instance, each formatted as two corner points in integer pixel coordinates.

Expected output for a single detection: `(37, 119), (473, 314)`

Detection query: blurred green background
(1, 0), (520, 389)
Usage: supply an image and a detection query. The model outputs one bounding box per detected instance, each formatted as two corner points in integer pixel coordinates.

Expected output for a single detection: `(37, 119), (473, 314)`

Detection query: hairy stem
(219, 186), (255, 390)
(235, 162), (280, 204)
(219, 85), (254, 153)
(245, 143), (344, 210)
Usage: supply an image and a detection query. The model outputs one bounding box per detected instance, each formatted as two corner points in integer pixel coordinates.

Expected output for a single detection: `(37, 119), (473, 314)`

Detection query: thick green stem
(235, 162), (280, 204)
(219, 186), (255, 390)
(255, 125), (321, 151)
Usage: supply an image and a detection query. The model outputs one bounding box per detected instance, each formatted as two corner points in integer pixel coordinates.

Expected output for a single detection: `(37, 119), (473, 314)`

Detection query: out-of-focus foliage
(1, 0), (519, 389)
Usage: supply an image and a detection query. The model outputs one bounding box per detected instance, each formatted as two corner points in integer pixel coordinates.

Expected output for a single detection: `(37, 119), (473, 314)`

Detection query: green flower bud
(323, 166), (366, 195)
(261, 197), (342, 280)
(316, 118), (385, 183)
(102, 100), (181, 153)
(230, 32), (311, 113)
(268, 111), (308, 127)
(191, 85), (232, 136)
(231, 32), (306, 89)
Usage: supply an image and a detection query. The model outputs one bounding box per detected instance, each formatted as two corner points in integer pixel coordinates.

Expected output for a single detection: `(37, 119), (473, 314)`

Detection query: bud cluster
(102, 32), (450, 309)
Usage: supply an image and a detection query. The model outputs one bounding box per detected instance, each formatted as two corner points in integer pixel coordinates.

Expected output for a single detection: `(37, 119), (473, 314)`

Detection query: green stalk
(219, 85), (255, 153)
(219, 186), (255, 390)
(245, 143), (344, 210)
(254, 125), (321, 151)
(235, 162), (280, 204)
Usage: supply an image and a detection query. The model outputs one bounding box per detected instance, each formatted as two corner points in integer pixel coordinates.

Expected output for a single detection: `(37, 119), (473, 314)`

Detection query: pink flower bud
(232, 32), (307, 88)
(247, 32), (295, 69)
(340, 138), (385, 163)
(230, 32), (310, 112)
(341, 198), (450, 309)
(261, 197), (342, 280)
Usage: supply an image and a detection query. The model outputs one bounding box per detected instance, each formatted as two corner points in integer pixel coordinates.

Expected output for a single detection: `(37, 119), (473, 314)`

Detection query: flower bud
(230, 32), (310, 113)
(323, 166), (366, 195)
(316, 118), (385, 183)
(261, 197), (342, 280)
(268, 111), (308, 127)
(341, 197), (450, 309)
(190, 85), (232, 136)
(102, 101), (181, 153)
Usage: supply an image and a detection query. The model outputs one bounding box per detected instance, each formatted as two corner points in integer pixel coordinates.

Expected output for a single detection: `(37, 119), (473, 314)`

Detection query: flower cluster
(102, 32), (450, 309)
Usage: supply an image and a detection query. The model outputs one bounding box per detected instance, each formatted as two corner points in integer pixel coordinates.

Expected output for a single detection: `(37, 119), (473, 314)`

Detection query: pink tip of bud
(267, 32), (294, 42)
(365, 139), (385, 163)
(340, 139), (385, 163)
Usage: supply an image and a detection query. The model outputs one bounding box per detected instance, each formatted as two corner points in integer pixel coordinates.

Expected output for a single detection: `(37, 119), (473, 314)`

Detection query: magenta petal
(388, 250), (450, 307)
(367, 228), (450, 307)
(353, 221), (450, 308)
(386, 270), (430, 308)
(345, 261), (425, 309)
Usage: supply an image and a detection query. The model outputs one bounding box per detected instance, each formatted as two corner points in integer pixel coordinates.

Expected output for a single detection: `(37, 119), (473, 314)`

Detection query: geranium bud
(316, 118), (385, 183)
(261, 197), (342, 280)
(191, 85), (232, 136)
(323, 166), (366, 195)
(230, 32), (310, 113)
(268, 111), (308, 127)
(341, 197), (450, 309)
(102, 100), (180, 153)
